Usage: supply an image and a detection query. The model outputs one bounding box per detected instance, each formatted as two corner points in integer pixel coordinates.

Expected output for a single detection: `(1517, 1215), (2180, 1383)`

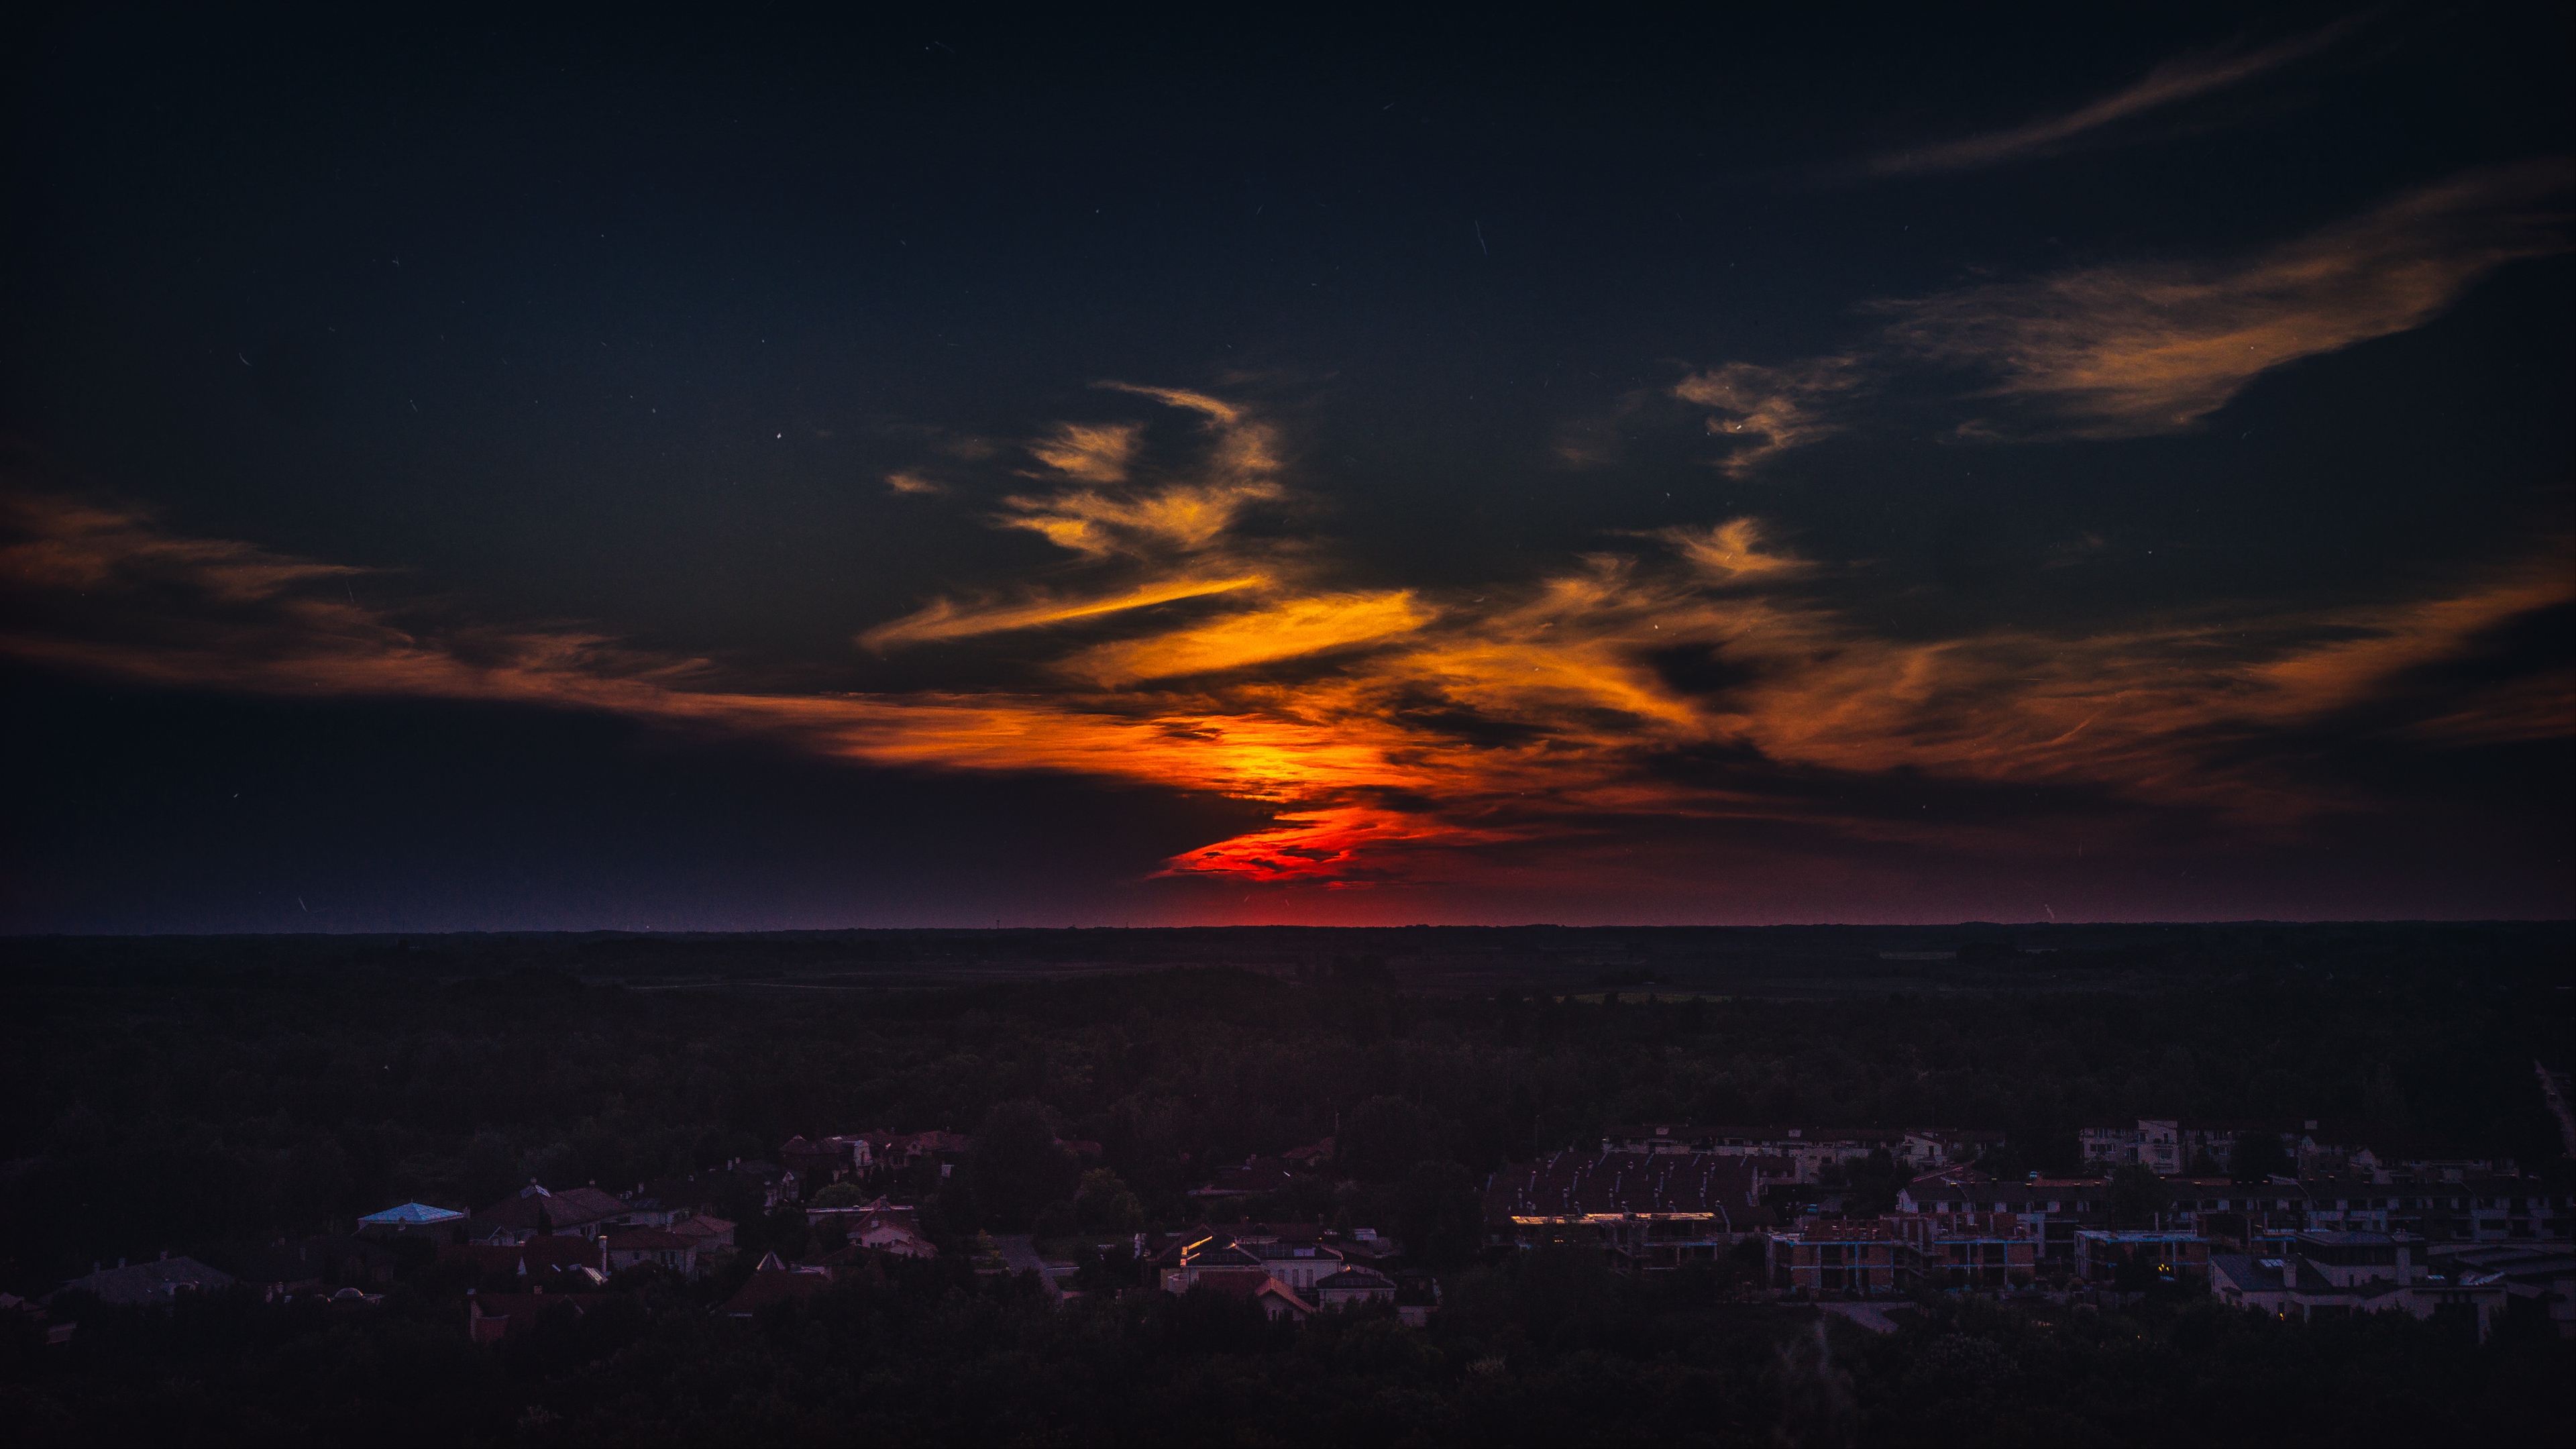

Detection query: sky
(2, 6), (2569, 931)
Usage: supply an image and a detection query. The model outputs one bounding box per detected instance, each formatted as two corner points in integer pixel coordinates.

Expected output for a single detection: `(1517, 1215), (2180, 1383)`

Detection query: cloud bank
(7, 379), (2566, 900)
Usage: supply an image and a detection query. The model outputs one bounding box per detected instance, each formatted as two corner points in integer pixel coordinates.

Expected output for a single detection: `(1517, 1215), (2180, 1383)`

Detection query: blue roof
(358, 1202), (466, 1224)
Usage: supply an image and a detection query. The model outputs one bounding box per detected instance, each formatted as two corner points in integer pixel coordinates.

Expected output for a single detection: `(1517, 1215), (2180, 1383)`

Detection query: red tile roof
(724, 1253), (834, 1314)
(439, 1235), (601, 1279)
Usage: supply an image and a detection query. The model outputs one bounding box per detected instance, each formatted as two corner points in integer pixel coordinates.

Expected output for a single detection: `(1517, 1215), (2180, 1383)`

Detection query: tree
(1396, 1160), (1483, 1269)
(2107, 1164), (2171, 1228)
(809, 1181), (869, 1210)
(2230, 1130), (2291, 1183)
(1073, 1169), (1145, 1234)
(1339, 1097), (1452, 1182)
(965, 1101), (1078, 1230)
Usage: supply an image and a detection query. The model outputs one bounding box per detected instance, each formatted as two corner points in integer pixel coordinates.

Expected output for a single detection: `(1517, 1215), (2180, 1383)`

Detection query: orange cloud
(1057, 591), (1430, 686)
(1670, 358), (1866, 476)
(1862, 17), (2371, 176)
(859, 575), (1270, 651)
(1674, 162), (2571, 466)
(1027, 422), (1143, 482)
(1875, 160), (2573, 439)
(5, 389), (2567, 896)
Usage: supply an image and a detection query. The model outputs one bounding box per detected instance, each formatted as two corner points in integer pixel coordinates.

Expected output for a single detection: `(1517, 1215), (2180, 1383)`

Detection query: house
(2074, 1229), (2212, 1286)
(1769, 1220), (1900, 1297)
(781, 1134), (881, 1189)
(863, 1131), (975, 1177)
(1312, 1267), (1398, 1309)
(846, 1208), (938, 1260)
(1280, 1138), (1335, 1170)
(1246, 1239), (1345, 1291)
(356, 1202), (466, 1230)
(2212, 1230), (2511, 1340)
(53, 1254), (233, 1307)
(1393, 1271), (1442, 1327)
(1181, 1267), (1314, 1321)
(466, 1287), (585, 1344)
(724, 1252), (834, 1316)
(804, 1195), (935, 1253)
(474, 1181), (635, 1242)
(670, 1214), (737, 1251)
(440, 1234), (607, 1288)
(1159, 1238), (1267, 1293)
(601, 1228), (700, 1277)
(1490, 1150), (1775, 1271)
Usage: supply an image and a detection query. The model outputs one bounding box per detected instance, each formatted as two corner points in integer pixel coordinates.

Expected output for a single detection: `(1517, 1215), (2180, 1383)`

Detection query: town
(35, 1108), (2571, 1352)
(3, 924), (2569, 1443)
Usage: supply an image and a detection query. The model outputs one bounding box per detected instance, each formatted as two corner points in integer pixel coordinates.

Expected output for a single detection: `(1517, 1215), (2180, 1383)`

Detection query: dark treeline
(4, 926), (2571, 1284)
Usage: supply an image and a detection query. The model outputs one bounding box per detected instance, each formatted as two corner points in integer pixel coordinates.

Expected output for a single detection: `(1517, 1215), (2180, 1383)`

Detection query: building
(440, 1235), (608, 1289)
(2427, 1242), (2576, 1338)
(1182, 1267), (1315, 1321)
(1245, 1239), (1345, 1291)
(845, 1208), (938, 1260)
(1158, 1237), (1267, 1293)
(2077, 1117), (2514, 1184)
(1769, 1220), (1900, 1297)
(2074, 1230), (2212, 1287)
(54, 1254), (233, 1306)
(474, 1181), (635, 1242)
(1489, 1150), (1776, 1271)
(669, 1214), (737, 1251)
(724, 1252), (834, 1316)
(1601, 1124), (1963, 1182)
(601, 1228), (700, 1277)
(1898, 1171), (2111, 1263)
(1312, 1267), (1398, 1309)
(356, 1202), (466, 1230)
(2212, 1230), (2510, 1340)
(1889, 1212), (2039, 1290)
(466, 1288), (586, 1343)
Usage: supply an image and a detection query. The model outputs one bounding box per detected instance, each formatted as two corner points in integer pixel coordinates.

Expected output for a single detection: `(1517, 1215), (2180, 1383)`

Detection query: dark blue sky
(4, 6), (2569, 929)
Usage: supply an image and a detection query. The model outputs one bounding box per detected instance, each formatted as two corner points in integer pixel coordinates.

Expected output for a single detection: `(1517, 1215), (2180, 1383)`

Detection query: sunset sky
(4, 7), (2569, 930)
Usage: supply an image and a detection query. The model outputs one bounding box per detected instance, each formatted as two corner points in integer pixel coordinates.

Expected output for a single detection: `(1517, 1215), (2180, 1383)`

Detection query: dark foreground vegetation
(1, 922), (2569, 1445)
(9, 1254), (2567, 1446)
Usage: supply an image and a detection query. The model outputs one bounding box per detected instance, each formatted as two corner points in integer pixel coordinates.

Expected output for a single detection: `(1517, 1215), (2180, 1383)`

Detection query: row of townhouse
(1769, 1214), (2047, 1295)
(1896, 1169), (2569, 1260)
(2207, 1230), (2538, 1342)
(2079, 1117), (2511, 1182)
(1599, 1124), (2003, 1182)
(1487, 1150), (1782, 1271)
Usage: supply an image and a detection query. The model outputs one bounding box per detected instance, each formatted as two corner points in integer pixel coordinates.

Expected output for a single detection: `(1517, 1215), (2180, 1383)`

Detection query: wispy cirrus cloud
(1670, 358), (1868, 477)
(1862, 15), (2373, 176)
(7, 386), (2566, 898)
(1673, 160), (2573, 463)
(1876, 160), (2575, 439)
